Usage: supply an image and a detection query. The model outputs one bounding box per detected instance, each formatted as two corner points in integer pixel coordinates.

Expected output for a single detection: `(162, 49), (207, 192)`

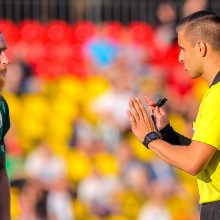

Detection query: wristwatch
(143, 131), (162, 149)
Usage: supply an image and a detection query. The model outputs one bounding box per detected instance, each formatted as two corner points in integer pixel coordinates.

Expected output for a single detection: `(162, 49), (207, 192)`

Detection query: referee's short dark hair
(176, 11), (220, 52)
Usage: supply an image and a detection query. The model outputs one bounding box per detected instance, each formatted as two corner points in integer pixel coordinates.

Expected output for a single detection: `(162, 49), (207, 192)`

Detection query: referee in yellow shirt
(127, 11), (220, 220)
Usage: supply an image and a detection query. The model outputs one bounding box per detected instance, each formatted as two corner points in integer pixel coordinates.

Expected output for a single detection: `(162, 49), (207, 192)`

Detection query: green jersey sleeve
(0, 96), (10, 156)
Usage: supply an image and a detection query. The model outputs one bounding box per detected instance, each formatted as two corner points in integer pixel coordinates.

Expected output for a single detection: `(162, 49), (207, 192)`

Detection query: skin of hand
(127, 97), (155, 142)
(127, 97), (217, 176)
(145, 96), (170, 131)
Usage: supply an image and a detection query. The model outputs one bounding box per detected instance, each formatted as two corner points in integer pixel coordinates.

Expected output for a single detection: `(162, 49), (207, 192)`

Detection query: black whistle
(154, 98), (167, 108)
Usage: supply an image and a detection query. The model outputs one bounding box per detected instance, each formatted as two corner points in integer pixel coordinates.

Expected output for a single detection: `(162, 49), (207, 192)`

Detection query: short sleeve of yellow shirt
(193, 83), (220, 149)
(192, 82), (220, 204)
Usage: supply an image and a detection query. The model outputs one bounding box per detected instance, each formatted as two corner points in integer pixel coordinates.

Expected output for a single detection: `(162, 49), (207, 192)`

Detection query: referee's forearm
(148, 139), (195, 175)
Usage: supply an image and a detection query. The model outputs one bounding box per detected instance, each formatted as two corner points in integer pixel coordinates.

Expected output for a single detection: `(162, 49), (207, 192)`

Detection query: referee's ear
(197, 41), (207, 57)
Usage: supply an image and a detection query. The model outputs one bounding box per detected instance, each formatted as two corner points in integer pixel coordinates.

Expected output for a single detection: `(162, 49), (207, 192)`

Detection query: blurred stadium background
(0, 0), (218, 219)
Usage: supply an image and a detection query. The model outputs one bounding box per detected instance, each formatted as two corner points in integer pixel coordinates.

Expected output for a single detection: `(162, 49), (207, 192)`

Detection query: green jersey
(0, 96), (10, 156)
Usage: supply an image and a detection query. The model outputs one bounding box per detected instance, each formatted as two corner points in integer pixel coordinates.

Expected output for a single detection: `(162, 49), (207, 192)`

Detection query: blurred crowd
(0, 0), (210, 219)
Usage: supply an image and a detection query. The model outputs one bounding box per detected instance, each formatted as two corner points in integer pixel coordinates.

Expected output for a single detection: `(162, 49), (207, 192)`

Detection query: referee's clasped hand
(127, 97), (155, 142)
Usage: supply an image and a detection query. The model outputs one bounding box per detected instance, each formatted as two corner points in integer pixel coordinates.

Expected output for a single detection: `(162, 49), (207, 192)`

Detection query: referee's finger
(136, 98), (153, 131)
(153, 106), (161, 118)
(144, 96), (155, 107)
(159, 107), (166, 116)
(131, 97), (144, 119)
(136, 98), (148, 120)
(145, 96), (155, 115)
(129, 98), (139, 122)
(127, 110), (136, 126)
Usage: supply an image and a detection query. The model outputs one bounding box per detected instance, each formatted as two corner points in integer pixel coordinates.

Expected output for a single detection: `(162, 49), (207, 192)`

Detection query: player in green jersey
(0, 32), (11, 220)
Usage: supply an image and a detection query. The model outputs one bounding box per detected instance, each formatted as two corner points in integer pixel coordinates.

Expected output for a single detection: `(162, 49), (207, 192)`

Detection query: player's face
(0, 33), (9, 76)
(178, 30), (203, 78)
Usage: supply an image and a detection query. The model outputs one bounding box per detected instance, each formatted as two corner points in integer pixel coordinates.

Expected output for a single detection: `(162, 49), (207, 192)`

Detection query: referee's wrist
(160, 123), (174, 139)
(142, 131), (162, 149)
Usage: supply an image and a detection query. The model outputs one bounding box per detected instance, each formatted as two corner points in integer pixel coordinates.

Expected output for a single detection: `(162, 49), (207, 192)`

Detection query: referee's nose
(178, 49), (184, 63)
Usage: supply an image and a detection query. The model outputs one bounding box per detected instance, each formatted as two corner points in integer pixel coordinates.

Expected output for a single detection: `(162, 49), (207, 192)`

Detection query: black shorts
(200, 200), (220, 220)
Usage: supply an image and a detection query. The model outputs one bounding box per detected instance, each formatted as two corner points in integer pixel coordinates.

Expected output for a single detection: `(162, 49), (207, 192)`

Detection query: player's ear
(197, 41), (207, 57)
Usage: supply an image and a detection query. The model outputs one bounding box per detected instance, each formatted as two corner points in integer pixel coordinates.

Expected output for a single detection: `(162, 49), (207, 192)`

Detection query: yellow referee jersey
(192, 79), (220, 204)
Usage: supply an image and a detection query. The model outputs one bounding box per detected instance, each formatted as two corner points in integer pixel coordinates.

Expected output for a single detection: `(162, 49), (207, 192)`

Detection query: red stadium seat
(43, 42), (72, 63)
(72, 21), (96, 43)
(35, 59), (65, 79)
(129, 21), (154, 46)
(104, 21), (124, 41)
(19, 20), (46, 43)
(65, 59), (87, 78)
(0, 19), (19, 44)
(45, 20), (72, 43)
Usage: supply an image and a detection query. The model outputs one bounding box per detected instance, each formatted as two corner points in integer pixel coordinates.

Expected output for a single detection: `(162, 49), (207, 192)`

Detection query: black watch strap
(142, 131), (162, 149)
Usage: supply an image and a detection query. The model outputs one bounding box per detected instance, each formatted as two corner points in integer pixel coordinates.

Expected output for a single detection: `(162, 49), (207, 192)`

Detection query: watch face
(147, 131), (161, 141)
(148, 132), (158, 139)
(143, 131), (161, 149)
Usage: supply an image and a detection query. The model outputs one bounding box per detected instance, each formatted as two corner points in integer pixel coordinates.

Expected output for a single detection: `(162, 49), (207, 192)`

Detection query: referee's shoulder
(205, 83), (220, 105)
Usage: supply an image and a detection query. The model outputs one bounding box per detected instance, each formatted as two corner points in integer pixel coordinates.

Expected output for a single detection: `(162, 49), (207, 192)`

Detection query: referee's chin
(190, 72), (202, 79)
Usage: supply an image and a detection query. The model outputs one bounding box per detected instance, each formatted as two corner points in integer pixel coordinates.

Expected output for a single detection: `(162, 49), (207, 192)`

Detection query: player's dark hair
(176, 11), (220, 52)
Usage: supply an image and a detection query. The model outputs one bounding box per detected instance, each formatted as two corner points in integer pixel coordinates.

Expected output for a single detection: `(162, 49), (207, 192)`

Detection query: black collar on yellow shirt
(210, 71), (220, 87)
